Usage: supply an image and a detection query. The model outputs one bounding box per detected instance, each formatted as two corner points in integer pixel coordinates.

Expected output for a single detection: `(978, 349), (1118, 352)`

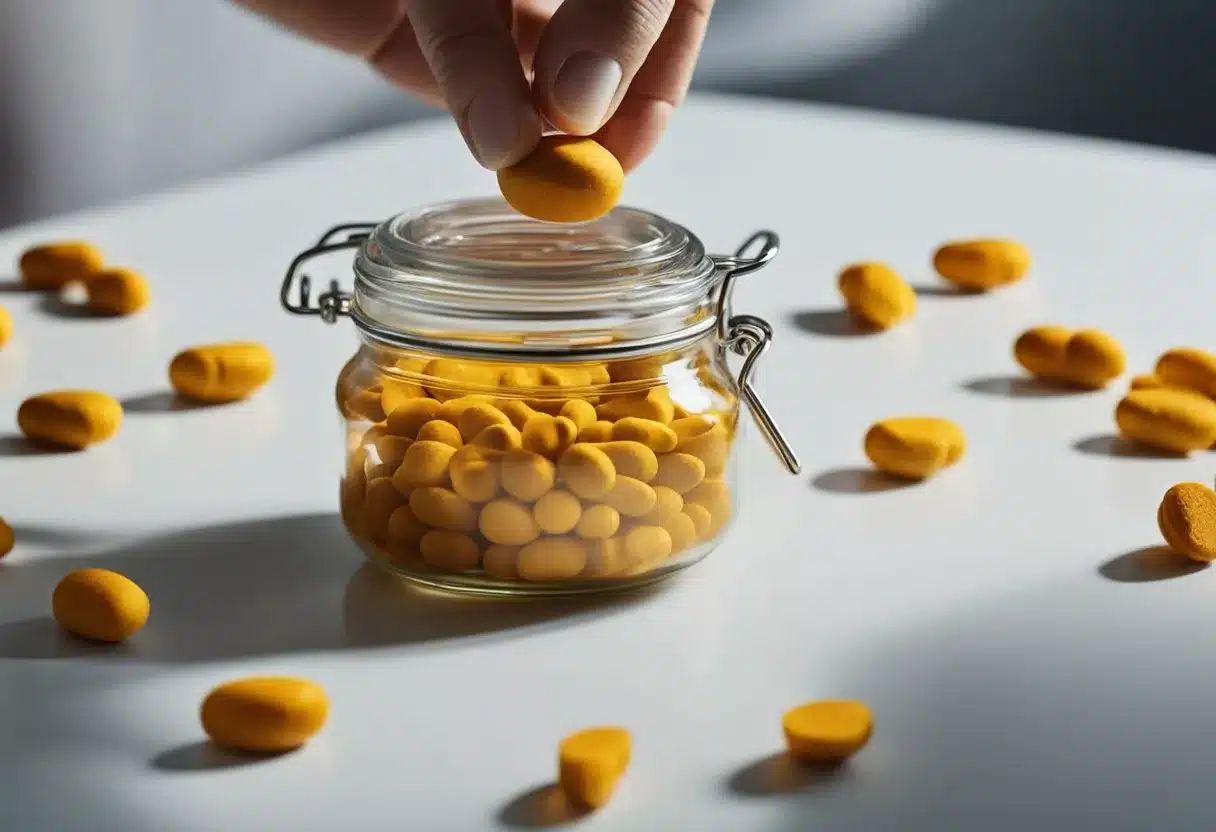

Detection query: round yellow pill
(534, 490), (583, 535)
(558, 726), (632, 809)
(497, 136), (623, 224)
(1155, 347), (1216, 399)
(52, 568), (150, 643)
(575, 504), (620, 540)
(1158, 482), (1216, 562)
(863, 417), (965, 480)
(201, 676), (329, 754)
(479, 498), (541, 546)
(837, 262), (916, 330)
(782, 700), (873, 763)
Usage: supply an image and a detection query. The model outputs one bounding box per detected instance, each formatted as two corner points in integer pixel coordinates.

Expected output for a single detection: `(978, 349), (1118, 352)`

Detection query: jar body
(336, 338), (740, 595)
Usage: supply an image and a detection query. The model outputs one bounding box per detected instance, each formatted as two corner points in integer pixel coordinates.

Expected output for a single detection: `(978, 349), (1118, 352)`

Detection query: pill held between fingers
(932, 239), (1030, 290)
(0, 517), (13, 558)
(18, 390), (123, 450)
(558, 726), (632, 809)
(863, 417), (965, 480)
(782, 700), (873, 764)
(498, 136), (623, 224)
(169, 342), (275, 403)
(19, 240), (105, 289)
(1155, 347), (1216, 398)
(52, 568), (149, 643)
(1114, 389), (1216, 454)
(84, 267), (150, 316)
(837, 262), (916, 330)
(200, 677), (329, 754)
(1157, 482), (1216, 562)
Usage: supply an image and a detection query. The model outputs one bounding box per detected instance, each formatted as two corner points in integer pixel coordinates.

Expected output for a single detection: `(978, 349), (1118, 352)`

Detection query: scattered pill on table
(1114, 388), (1216, 454)
(0, 517), (12, 558)
(200, 677), (329, 754)
(17, 390), (123, 450)
(837, 262), (916, 330)
(497, 136), (624, 224)
(932, 238), (1030, 291)
(863, 416), (965, 480)
(0, 304), (11, 348)
(52, 568), (149, 643)
(19, 240), (105, 289)
(84, 267), (150, 316)
(558, 726), (631, 810)
(1012, 326), (1126, 388)
(782, 700), (873, 764)
(168, 342), (275, 403)
(1154, 347), (1216, 399)
(1157, 482), (1216, 563)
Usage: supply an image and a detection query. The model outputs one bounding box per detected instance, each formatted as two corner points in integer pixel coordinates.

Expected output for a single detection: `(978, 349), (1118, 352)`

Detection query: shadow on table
(0, 434), (78, 457)
(1097, 545), (1207, 583)
(1072, 434), (1185, 460)
(497, 784), (589, 828)
(960, 375), (1087, 399)
(150, 741), (291, 773)
(726, 753), (850, 798)
(811, 468), (913, 495)
(0, 512), (656, 663)
(120, 391), (216, 414)
(788, 309), (873, 338)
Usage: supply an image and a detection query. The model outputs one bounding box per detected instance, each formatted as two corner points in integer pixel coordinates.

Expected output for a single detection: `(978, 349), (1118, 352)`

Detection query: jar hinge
(279, 222), (375, 323)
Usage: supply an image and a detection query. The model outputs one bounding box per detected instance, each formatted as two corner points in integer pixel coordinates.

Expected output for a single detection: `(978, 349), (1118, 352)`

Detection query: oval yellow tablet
(200, 676), (329, 753)
(1155, 347), (1216, 398)
(52, 568), (149, 643)
(497, 136), (623, 224)
(863, 417), (965, 480)
(1013, 325), (1071, 378)
(1061, 329), (1126, 388)
(1115, 388), (1216, 454)
(782, 700), (873, 763)
(558, 726), (632, 809)
(517, 537), (587, 581)
(84, 267), (150, 316)
(1158, 482), (1216, 562)
(169, 342), (274, 403)
(18, 390), (123, 450)
(932, 238), (1030, 290)
(479, 498), (541, 546)
(20, 240), (105, 289)
(0, 304), (13, 348)
(837, 262), (916, 329)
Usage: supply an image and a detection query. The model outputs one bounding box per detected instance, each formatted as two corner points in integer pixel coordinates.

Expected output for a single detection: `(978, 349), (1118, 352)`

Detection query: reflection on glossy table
(2, 94), (1215, 832)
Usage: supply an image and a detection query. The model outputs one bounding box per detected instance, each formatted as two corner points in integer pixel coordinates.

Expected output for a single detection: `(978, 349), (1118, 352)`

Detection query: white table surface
(2, 93), (1216, 832)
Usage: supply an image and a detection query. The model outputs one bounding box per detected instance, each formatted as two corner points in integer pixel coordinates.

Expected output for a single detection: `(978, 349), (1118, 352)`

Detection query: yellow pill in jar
(593, 441), (658, 482)
(932, 238), (1030, 290)
(522, 413), (579, 458)
(559, 444), (617, 500)
(497, 136), (623, 224)
(449, 445), (501, 503)
(52, 568), (149, 643)
(581, 537), (625, 578)
(575, 504), (620, 540)
(578, 420), (615, 443)
(499, 366), (542, 390)
(437, 394), (498, 423)
(640, 486), (684, 526)
(483, 544), (520, 579)
(1157, 482), (1216, 562)
(501, 450), (557, 502)
(652, 452), (706, 494)
(361, 477), (407, 541)
(600, 477), (658, 518)
(374, 435), (413, 469)
(386, 504), (427, 551)
(423, 360), (499, 400)
(169, 342), (274, 404)
(683, 505), (713, 541)
(416, 419), (464, 449)
(471, 422), (523, 452)
(837, 262), (915, 330)
(420, 529), (482, 572)
(380, 378), (425, 416)
(20, 240), (104, 289)
(394, 440), (457, 488)
(0, 517), (12, 557)
(517, 537), (588, 581)
(386, 398), (443, 438)
(621, 525), (673, 574)
(597, 387), (675, 424)
(497, 399), (537, 430)
(782, 700), (873, 763)
(664, 511), (697, 554)
(673, 420), (728, 477)
(84, 267), (150, 316)
(559, 399), (598, 431)
(479, 498), (542, 546)
(1155, 347), (1216, 399)
(346, 389), (386, 423)
(1115, 388), (1216, 454)
(201, 677), (329, 754)
(409, 487), (477, 533)
(611, 417), (678, 453)
(458, 403), (512, 443)
(863, 417), (965, 480)
(558, 726), (632, 809)
(534, 490), (583, 535)
(18, 390), (123, 450)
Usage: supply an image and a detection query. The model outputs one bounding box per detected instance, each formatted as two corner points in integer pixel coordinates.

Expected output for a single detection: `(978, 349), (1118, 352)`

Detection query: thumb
(531, 0), (677, 136)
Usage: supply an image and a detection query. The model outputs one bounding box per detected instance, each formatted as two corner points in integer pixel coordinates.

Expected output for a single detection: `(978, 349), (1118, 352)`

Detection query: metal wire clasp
(714, 232), (801, 475)
(279, 223), (376, 323)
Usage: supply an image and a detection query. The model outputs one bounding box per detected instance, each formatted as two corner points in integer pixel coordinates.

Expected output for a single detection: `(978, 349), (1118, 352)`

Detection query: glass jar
(281, 198), (798, 596)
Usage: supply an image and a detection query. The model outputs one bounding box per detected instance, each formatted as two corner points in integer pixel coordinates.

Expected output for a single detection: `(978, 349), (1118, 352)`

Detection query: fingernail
(550, 51), (623, 134)
(467, 93), (539, 170)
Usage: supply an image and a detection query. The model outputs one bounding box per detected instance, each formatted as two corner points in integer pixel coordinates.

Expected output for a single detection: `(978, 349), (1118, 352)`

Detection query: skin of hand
(233, 0), (713, 172)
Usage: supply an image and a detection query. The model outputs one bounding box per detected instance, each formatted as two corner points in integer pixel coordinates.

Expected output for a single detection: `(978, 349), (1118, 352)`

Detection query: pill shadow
(0, 433), (78, 457)
(0, 278), (36, 294)
(811, 467), (913, 495)
(4, 524), (100, 548)
(788, 309), (873, 338)
(150, 741), (291, 773)
(35, 292), (102, 320)
(1072, 434), (1186, 460)
(1098, 545), (1208, 583)
(961, 375), (1087, 398)
(497, 783), (589, 828)
(912, 284), (981, 298)
(0, 512), (655, 663)
(726, 753), (849, 798)
(120, 391), (213, 414)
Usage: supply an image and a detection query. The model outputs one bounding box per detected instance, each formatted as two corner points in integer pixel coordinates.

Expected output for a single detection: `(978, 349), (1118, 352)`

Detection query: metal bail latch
(279, 222), (377, 323)
(713, 231), (802, 476)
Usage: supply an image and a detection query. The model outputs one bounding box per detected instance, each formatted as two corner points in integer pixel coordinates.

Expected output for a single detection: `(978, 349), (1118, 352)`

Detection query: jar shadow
(0, 512), (656, 663)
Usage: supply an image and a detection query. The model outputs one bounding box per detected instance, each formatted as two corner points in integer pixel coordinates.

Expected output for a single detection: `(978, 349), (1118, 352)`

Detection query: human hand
(235, 1), (713, 172)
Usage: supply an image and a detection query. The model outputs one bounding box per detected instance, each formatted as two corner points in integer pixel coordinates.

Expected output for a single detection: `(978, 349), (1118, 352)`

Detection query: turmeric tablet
(1013, 326), (1071, 378)
(517, 537), (587, 581)
(558, 726), (631, 809)
(782, 700), (873, 763)
(169, 342), (274, 403)
(84, 267), (150, 316)
(863, 417), (965, 480)
(18, 390), (123, 450)
(19, 240), (104, 289)
(479, 498), (541, 546)
(0, 304), (11, 348)
(932, 238), (1030, 290)
(0, 517), (12, 558)
(52, 568), (149, 643)
(1155, 347), (1216, 399)
(201, 677), (329, 754)
(1013, 326), (1126, 388)
(497, 136), (623, 224)
(1157, 482), (1216, 562)
(837, 262), (916, 330)
(1115, 388), (1216, 454)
